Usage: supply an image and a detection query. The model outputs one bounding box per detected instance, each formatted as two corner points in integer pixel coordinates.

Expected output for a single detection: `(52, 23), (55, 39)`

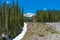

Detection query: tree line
(35, 9), (60, 22)
(0, 0), (24, 38)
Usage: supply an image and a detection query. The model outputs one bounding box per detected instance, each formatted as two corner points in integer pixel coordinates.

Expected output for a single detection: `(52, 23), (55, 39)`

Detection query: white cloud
(6, 1), (10, 4)
(43, 8), (47, 10)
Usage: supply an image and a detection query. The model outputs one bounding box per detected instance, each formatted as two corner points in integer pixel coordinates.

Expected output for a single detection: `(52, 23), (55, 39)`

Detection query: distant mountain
(24, 13), (35, 22)
(24, 13), (35, 17)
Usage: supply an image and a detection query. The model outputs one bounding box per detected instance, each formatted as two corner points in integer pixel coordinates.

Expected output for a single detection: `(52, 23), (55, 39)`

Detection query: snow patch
(46, 23), (60, 31)
(13, 22), (27, 40)
(24, 13), (35, 17)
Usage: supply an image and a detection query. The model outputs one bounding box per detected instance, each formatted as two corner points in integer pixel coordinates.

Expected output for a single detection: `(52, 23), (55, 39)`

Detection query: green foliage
(0, 1), (24, 38)
(35, 9), (60, 22)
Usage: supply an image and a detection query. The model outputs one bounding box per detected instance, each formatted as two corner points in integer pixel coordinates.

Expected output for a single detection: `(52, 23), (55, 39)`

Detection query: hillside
(22, 22), (60, 40)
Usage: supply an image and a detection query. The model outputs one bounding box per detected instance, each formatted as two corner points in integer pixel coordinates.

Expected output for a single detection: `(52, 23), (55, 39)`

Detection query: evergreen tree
(35, 9), (60, 22)
(0, 0), (24, 38)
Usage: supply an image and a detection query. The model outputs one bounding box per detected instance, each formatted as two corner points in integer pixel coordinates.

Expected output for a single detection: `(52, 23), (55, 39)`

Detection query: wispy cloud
(6, 1), (10, 4)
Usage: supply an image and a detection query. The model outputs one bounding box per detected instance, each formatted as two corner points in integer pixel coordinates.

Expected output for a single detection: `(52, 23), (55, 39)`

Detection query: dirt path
(22, 22), (60, 40)
(22, 22), (37, 40)
(22, 22), (48, 40)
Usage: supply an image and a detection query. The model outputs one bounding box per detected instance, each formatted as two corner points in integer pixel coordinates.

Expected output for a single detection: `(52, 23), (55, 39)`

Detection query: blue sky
(2, 0), (60, 14)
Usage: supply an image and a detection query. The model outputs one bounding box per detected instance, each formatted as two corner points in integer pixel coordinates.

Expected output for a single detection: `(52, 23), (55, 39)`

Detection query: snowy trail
(13, 22), (27, 40)
(46, 23), (60, 40)
(46, 23), (60, 31)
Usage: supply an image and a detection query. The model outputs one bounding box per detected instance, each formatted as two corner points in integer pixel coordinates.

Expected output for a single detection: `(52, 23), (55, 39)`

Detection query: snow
(24, 13), (35, 17)
(46, 23), (60, 40)
(46, 23), (60, 31)
(13, 22), (27, 40)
